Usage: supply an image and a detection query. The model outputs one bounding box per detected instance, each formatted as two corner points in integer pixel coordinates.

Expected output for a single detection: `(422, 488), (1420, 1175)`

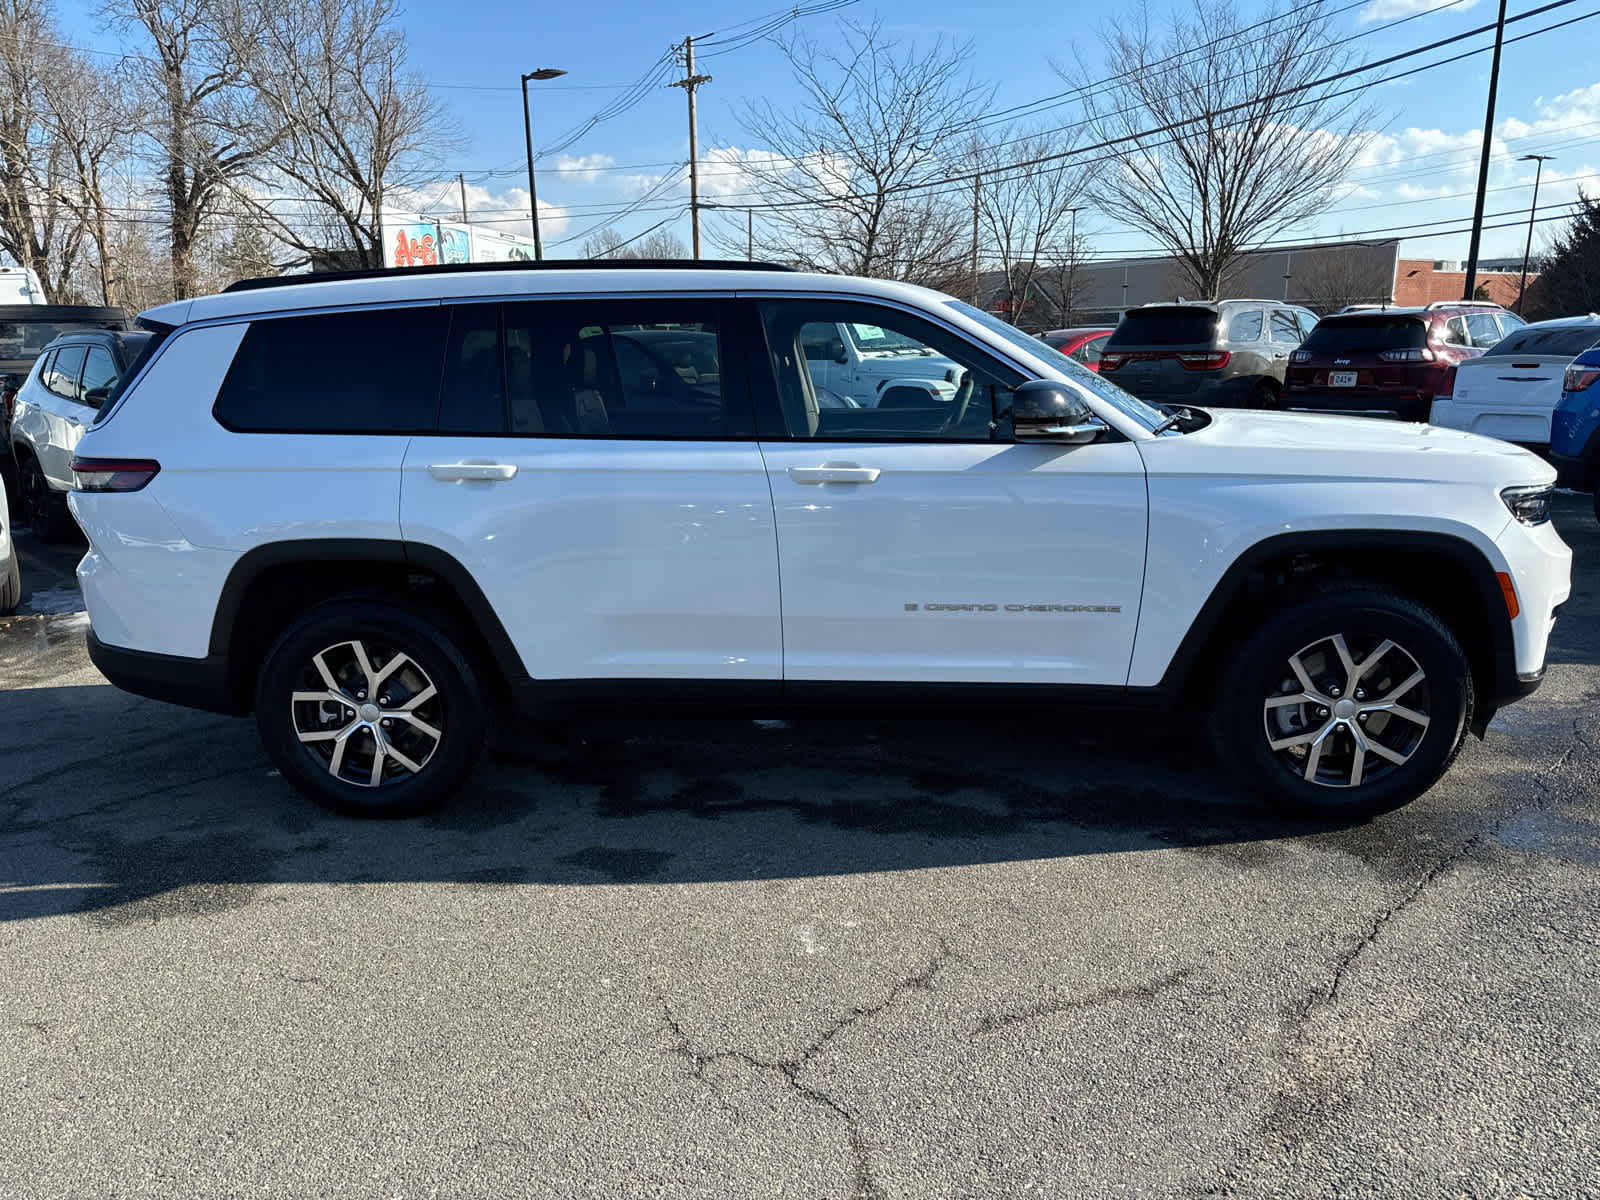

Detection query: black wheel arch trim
(207, 537), (528, 685)
(1154, 528), (1519, 710)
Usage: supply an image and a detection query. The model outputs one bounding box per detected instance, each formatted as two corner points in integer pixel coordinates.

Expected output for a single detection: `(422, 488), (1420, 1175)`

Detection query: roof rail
(1424, 299), (1503, 309)
(222, 258), (796, 294)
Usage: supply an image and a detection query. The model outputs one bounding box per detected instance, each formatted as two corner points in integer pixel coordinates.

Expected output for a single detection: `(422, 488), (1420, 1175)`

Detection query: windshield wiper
(1152, 405), (1200, 435)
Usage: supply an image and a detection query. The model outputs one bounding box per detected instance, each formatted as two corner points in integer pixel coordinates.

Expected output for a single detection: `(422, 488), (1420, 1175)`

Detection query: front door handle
(787, 464), (881, 485)
(428, 461), (518, 482)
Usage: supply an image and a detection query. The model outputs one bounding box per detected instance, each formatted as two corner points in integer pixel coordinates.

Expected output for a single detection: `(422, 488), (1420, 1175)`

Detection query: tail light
(1435, 364), (1457, 398)
(1565, 365), (1600, 392)
(1290, 350), (1312, 363)
(1099, 352), (1127, 371)
(1379, 348), (1436, 362)
(70, 457), (161, 492)
(1177, 351), (1230, 370)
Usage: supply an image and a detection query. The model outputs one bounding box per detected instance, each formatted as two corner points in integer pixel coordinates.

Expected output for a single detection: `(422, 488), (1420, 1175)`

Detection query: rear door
(399, 296), (782, 684)
(752, 296), (1147, 687)
(35, 343), (88, 490)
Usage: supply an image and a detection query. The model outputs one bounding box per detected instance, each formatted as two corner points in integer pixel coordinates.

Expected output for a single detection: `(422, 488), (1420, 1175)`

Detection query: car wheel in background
(1211, 585), (1471, 818)
(0, 548), (18, 615)
(1249, 381), (1279, 410)
(19, 454), (75, 543)
(254, 599), (488, 818)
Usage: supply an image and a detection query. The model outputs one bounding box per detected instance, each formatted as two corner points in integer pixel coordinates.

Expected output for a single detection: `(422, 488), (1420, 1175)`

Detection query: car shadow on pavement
(3, 678), (1450, 925)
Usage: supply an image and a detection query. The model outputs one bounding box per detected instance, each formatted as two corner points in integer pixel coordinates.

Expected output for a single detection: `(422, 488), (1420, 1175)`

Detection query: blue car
(1550, 346), (1600, 519)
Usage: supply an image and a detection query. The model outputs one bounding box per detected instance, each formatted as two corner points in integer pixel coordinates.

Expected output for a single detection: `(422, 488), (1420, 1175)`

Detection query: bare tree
(0, 0), (86, 301)
(717, 19), (987, 283)
(1295, 245), (1396, 313)
(113, 0), (276, 299)
(582, 226), (688, 260)
(39, 49), (141, 304)
(1030, 233), (1097, 328)
(1070, 0), (1378, 299)
(975, 129), (1097, 324)
(225, 0), (450, 268)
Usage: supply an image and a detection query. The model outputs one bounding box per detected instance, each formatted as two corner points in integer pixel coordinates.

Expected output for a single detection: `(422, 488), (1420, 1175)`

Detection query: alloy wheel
(1261, 632), (1431, 789)
(290, 638), (444, 788)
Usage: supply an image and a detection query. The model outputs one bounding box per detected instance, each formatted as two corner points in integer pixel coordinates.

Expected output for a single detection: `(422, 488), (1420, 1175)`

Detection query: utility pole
(671, 35), (712, 259)
(971, 175), (981, 305)
(1066, 206), (1081, 322)
(1517, 153), (1554, 314)
(1463, 0), (1508, 301)
(458, 172), (468, 223)
(747, 209), (753, 261)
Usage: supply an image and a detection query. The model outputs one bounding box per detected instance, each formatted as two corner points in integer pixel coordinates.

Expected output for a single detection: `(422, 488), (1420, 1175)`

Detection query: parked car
(71, 260), (1568, 821)
(9, 327), (152, 541)
(1549, 346), (1600, 519)
(0, 467), (18, 615)
(1099, 300), (1319, 408)
(0, 304), (129, 446)
(1283, 301), (1524, 422)
(1430, 315), (1600, 446)
(798, 318), (961, 407)
(1039, 327), (1114, 372)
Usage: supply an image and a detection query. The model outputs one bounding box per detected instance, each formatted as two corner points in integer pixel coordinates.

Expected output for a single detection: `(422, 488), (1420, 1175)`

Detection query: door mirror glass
(828, 337), (847, 364)
(82, 386), (110, 409)
(1012, 380), (1107, 444)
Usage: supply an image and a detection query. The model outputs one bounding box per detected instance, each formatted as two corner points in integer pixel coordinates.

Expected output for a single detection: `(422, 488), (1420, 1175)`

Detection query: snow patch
(22, 586), (85, 616)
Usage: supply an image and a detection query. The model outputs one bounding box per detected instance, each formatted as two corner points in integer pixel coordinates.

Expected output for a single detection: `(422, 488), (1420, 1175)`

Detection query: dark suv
(1099, 300), (1318, 408)
(1283, 301), (1524, 422)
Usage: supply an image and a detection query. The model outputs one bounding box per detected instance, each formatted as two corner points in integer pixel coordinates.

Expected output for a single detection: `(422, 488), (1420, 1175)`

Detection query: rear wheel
(254, 600), (488, 817)
(19, 454), (74, 543)
(1248, 381), (1279, 410)
(0, 547), (18, 615)
(1211, 586), (1471, 817)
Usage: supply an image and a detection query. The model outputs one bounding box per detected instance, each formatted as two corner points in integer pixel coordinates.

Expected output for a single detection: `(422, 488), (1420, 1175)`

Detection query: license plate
(1330, 371), (1358, 387)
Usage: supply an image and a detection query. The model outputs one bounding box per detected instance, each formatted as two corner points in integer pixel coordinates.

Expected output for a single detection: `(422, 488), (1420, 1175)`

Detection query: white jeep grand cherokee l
(69, 262), (1571, 819)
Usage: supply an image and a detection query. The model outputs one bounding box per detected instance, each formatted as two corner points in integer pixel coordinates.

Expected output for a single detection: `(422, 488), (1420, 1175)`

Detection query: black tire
(1249, 380), (1280, 410)
(1210, 586), (1472, 818)
(254, 599), (488, 817)
(0, 544), (18, 615)
(19, 453), (74, 543)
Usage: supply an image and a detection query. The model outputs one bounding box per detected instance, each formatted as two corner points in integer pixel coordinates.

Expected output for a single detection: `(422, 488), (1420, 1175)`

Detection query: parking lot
(1, 499), (1596, 1198)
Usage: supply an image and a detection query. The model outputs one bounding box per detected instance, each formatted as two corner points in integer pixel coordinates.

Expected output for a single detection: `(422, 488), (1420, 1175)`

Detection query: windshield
(845, 322), (930, 355)
(0, 319), (123, 358)
(1301, 316), (1428, 353)
(1108, 308), (1220, 348)
(946, 299), (1169, 430)
(1486, 324), (1600, 358)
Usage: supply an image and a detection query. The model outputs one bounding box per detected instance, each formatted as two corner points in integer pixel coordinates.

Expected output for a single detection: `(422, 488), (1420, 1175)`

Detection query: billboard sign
(380, 214), (537, 269)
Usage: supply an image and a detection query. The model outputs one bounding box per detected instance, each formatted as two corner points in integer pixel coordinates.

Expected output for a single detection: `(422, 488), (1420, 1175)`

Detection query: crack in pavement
(658, 939), (956, 1200)
(968, 966), (1201, 1039)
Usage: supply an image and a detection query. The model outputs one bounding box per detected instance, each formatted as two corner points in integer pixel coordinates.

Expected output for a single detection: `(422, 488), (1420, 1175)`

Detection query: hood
(1145, 407), (1555, 487)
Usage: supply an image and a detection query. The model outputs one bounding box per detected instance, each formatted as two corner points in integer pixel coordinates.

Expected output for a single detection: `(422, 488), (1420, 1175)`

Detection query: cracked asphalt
(2, 498), (1599, 1198)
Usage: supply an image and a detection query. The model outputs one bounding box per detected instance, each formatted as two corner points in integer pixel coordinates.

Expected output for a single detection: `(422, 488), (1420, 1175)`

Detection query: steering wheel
(939, 368), (978, 436)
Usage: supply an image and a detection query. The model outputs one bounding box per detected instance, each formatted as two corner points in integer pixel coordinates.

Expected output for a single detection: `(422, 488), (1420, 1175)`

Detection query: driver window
(757, 301), (1024, 441)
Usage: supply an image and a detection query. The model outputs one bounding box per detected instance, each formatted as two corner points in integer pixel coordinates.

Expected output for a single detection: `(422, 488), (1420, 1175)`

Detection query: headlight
(1500, 483), (1553, 526)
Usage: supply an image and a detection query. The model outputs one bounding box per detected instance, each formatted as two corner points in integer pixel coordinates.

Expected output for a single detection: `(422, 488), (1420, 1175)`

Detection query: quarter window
(81, 346), (118, 403)
(1466, 313), (1503, 348)
(45, 345), (86, 401)
(758, 300), (1024, 441)
(1227, 310), (1264, 341)
(216, 306), (448, 433)
(1443, 318), (1469, 347)
(1269, 310), (1302, 343)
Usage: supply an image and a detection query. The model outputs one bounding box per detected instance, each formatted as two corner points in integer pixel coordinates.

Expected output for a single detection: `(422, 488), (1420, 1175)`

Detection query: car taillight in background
(1435, 364), (1457, 399)
(1290, 350), (1312, 363)
(1378, 348), (1436, 363)
(1099, 352), (1127, 371)
(1565, 365), (1600, 392)
(1177, 351), (1231, 370)
(70, 457), (161, 492)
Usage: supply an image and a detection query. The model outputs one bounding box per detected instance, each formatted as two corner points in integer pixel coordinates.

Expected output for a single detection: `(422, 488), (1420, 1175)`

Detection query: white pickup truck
(799, 319), (962, 407)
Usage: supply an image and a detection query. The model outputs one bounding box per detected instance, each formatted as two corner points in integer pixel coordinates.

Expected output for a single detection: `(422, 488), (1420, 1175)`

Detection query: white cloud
(1358, 0), (1476, 23)
(389, 180), (568, 240)
(553, 153), (616, 184)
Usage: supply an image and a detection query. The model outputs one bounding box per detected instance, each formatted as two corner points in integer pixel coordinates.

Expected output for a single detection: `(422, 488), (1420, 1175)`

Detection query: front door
(752, 298), (1148, 687)
(400, 297), (782, 683)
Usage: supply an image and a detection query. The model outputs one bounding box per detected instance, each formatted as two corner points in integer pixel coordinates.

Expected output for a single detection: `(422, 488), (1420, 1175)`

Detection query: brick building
(1391, 258), (1536, 310)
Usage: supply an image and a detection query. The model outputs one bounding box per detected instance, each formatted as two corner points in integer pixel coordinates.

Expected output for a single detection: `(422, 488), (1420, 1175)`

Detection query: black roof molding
(223, 258), (796, 294)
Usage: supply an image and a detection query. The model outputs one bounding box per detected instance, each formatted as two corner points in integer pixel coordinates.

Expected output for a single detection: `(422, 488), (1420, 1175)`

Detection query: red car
(1282, 301), (1523, 422)
(1038, 327), (1114, 372)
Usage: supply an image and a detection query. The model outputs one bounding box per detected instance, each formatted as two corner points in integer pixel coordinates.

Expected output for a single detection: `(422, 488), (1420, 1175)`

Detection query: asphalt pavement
(1, 502), (1597, 1198)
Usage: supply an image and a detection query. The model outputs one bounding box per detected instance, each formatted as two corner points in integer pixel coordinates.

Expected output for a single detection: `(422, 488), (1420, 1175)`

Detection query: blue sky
(60, 0), (1600, 267)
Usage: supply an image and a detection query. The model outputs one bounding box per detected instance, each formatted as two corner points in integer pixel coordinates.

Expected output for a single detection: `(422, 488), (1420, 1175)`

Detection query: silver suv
(1100, 300), (1319, 409)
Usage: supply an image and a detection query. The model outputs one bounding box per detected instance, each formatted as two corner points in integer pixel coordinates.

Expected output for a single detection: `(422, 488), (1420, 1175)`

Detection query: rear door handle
(428, 461), (518, 482)
(787, 465), (881, 485)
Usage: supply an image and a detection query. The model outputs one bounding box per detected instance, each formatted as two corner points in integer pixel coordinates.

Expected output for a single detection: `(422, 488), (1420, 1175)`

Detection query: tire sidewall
(1218, 590), (1471, 816)
(254, 600), (487, 817)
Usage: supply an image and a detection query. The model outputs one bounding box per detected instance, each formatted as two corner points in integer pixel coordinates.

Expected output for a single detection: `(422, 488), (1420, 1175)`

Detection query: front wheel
(1211, 587), (1472, 817)
(254, 600), (488, 817)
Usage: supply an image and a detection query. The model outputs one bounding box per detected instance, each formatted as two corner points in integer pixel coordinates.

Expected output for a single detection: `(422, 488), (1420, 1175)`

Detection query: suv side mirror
(83, 386), (110, 409)
(1012, 380), (1108, 445)
(827, 337), (847, 364)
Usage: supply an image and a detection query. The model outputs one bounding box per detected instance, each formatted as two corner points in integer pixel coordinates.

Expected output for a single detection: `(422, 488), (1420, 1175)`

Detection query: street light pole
(1517, 153), (1554, 314)
(521, 67), (567, 261)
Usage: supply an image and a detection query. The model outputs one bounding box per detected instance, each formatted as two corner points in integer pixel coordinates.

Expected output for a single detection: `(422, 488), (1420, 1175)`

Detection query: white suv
(70, 262), (1571, 819)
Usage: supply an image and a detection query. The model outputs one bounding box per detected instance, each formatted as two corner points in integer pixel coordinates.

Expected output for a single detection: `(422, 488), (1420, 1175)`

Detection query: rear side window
(216, 306), (447, 433)
(1269, 310), (1302, 343)
(1488, 325), (1600, 358)
(1300, 316), (1428, 353)
(1465, 313), (1503, 348)
(81, 346), (118, 402)
(1225, 310), (1263, 342)
(44, 344), (86, 401)
(1108, 308), (1218, 347)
